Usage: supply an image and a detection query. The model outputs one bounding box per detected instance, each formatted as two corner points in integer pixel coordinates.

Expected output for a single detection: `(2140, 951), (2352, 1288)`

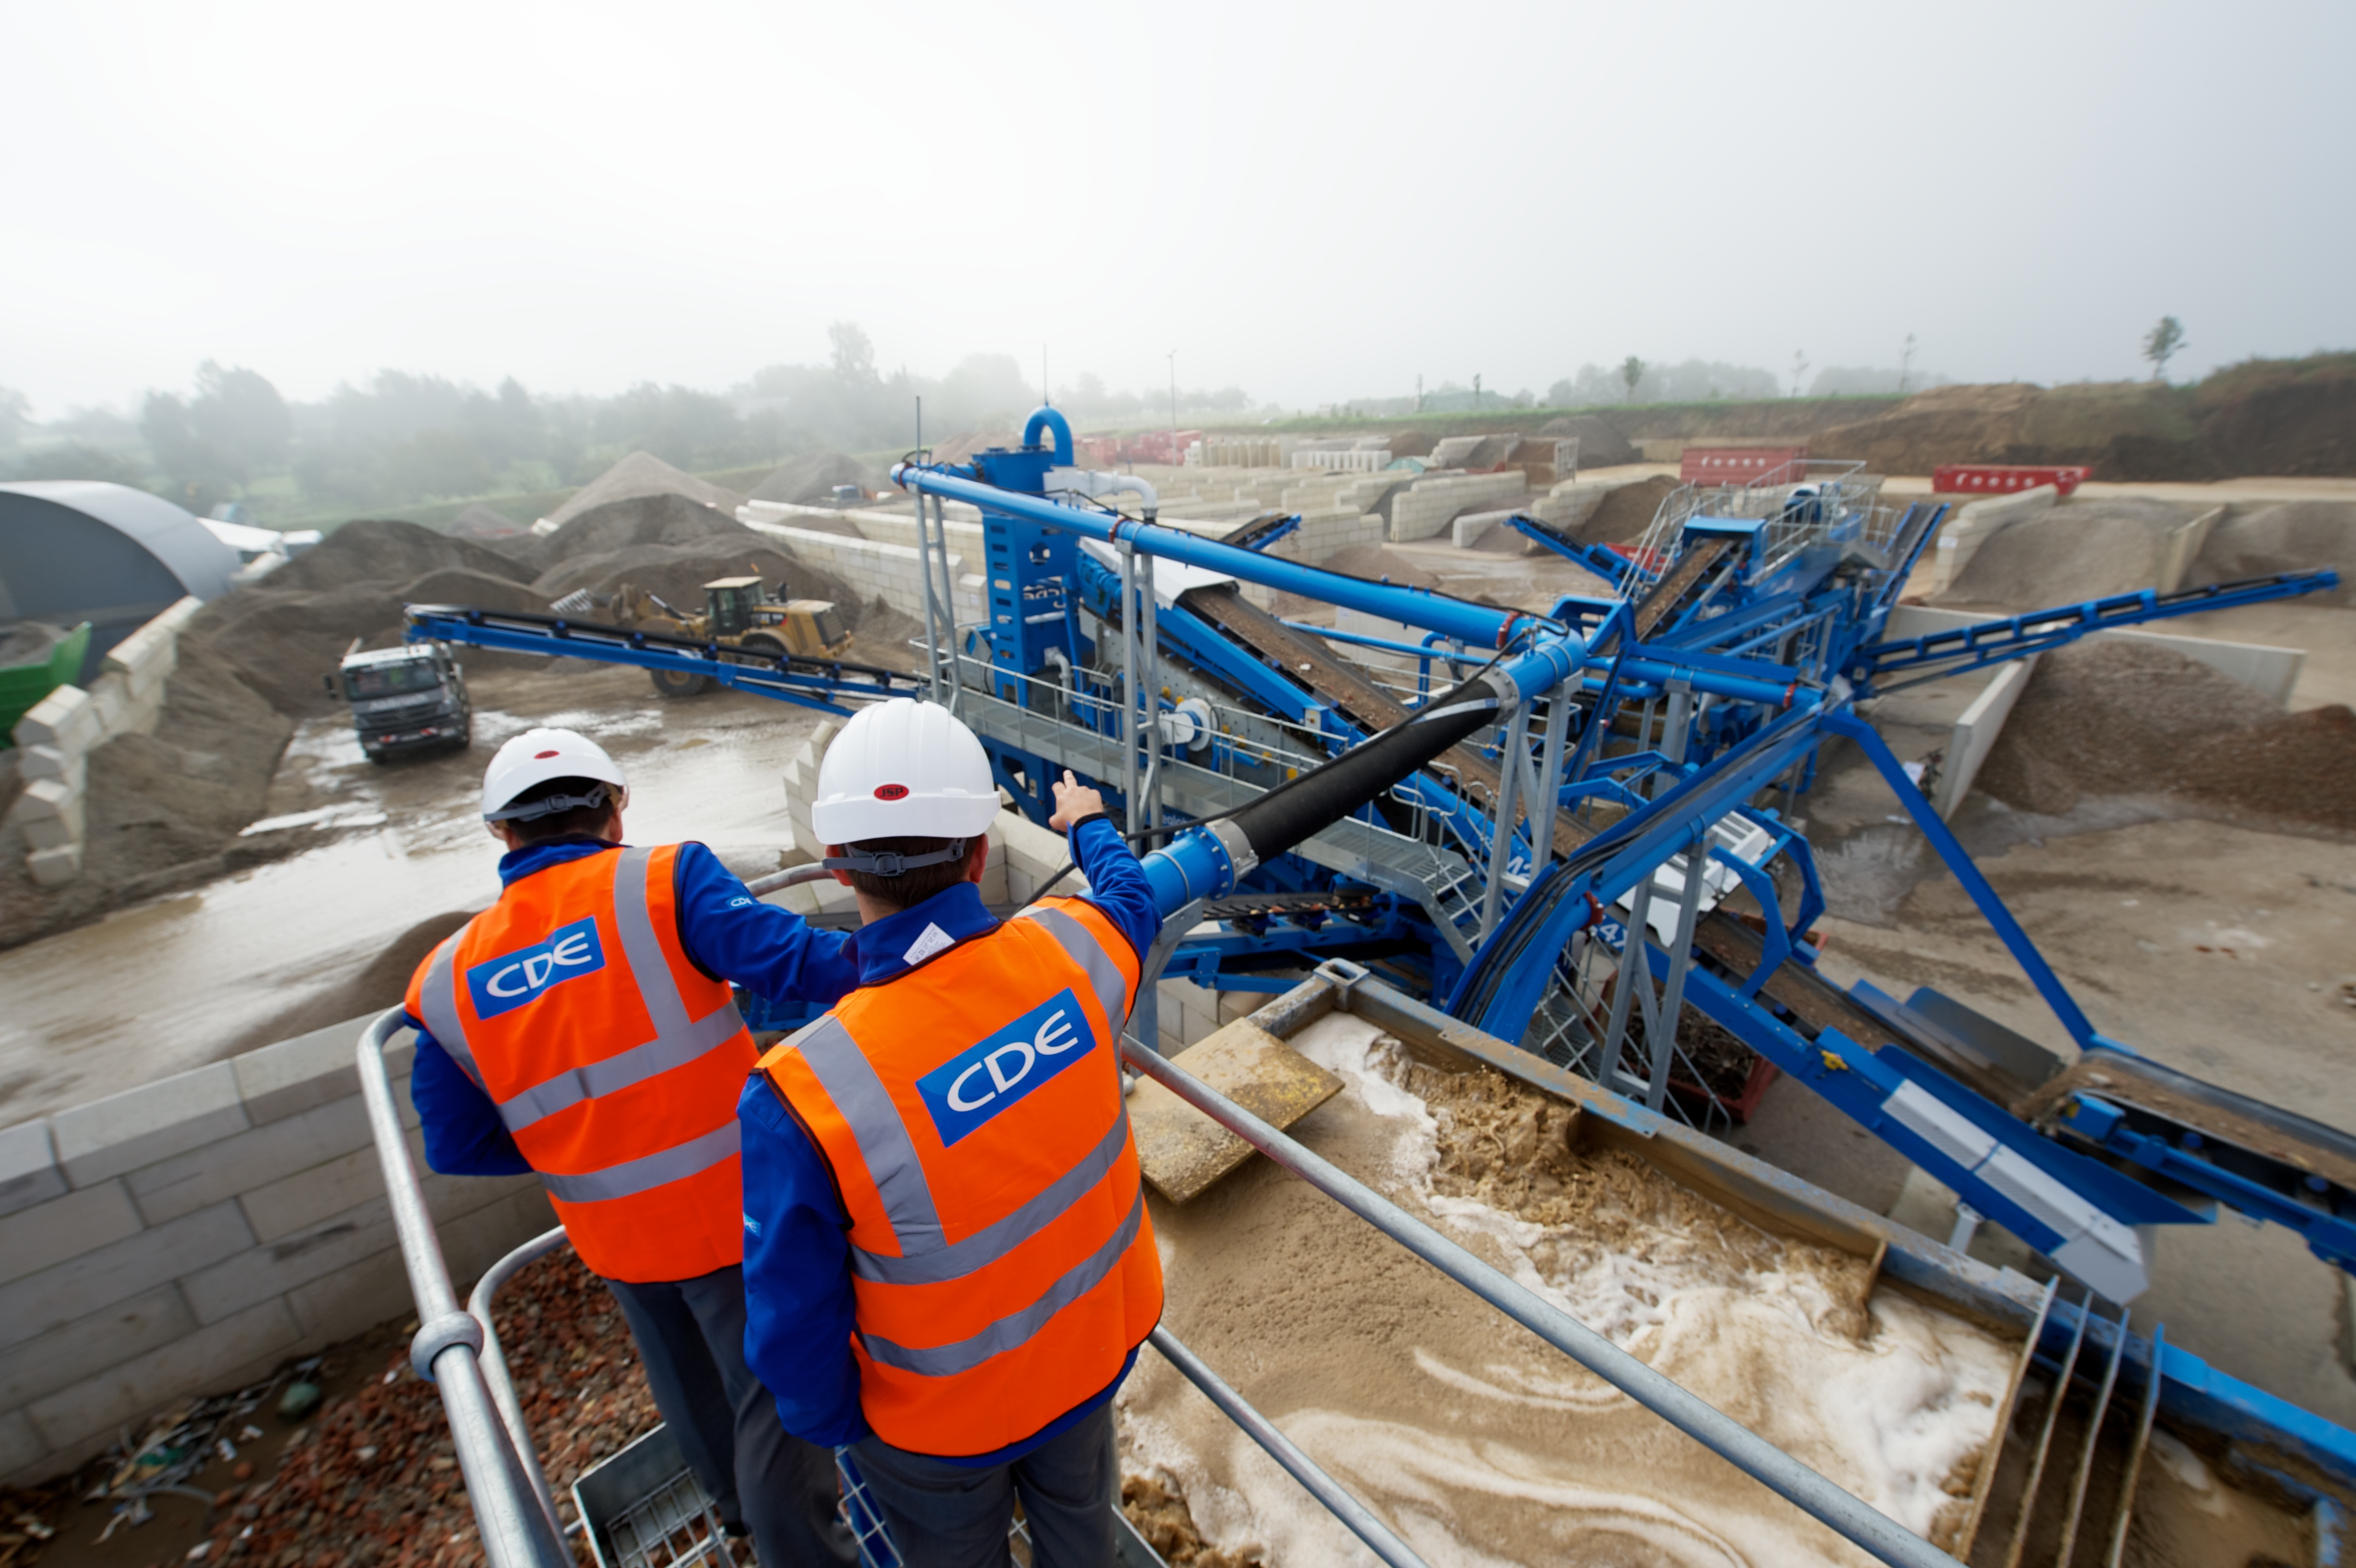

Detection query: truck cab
(329, 643), (472, 763)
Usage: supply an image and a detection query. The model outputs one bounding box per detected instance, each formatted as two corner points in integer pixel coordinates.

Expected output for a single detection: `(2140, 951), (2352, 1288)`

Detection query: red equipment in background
(1933, 464), (2091, 497)
(1680, 446), (1808, 485)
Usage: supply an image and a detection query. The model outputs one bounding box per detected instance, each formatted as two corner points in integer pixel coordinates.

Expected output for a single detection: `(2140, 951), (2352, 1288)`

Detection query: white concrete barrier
(10, 598), (204, 888)
(1389, 472), (1530, 542)
(2156, 505), (2227, 594)
(1934, 657), (2038, 819)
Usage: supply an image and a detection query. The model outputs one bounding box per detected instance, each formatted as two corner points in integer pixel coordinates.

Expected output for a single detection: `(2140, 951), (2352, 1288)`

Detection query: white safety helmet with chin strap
(810, 699), (999, 877)
(481, 727), (629, 823)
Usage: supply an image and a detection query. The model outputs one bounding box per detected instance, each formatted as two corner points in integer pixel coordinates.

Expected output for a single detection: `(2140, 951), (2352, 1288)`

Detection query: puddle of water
(0, 693), (824, 1125)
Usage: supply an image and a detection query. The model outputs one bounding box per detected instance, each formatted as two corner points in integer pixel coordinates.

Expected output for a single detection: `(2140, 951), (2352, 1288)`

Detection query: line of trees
(0, 325), (1259, 522)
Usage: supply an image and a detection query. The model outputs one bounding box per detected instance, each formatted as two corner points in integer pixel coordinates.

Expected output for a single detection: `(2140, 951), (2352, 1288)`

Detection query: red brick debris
(10, 1249), (658, 1568)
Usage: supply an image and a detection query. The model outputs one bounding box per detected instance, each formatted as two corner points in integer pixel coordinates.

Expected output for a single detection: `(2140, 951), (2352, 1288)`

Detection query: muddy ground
(0, 663), (835, 1122)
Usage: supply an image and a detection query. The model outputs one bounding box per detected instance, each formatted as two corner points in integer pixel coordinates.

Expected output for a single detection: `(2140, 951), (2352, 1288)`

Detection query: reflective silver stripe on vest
(1015, 904), (1132, 1036)
(858, 1185), (1147, 1378)
(792, 1015), (946, 1252)
(539, 1119), (741, 1205)
(431, 845), (746, 1144)
(499, 1003), (747, 1131)
(848, 1105), (1134, 1287)
(418, 934), (483, 1087)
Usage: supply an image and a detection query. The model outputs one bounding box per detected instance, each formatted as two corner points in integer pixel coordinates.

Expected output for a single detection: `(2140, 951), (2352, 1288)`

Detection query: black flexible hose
(1226, 669), (1513, 866)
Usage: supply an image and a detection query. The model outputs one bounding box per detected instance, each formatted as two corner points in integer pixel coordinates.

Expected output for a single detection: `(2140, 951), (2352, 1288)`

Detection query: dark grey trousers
(605, 1264), (856, 1566)
(849, 1401), (1117, 1568)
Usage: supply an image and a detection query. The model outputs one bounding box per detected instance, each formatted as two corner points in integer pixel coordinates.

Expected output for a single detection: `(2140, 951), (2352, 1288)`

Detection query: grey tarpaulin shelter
(0, 482), (239, 680)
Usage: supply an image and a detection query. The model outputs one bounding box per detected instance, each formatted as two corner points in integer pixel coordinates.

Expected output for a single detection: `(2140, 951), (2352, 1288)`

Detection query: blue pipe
(894, 462), (1521, 647)
(1020, 407), (1075, 466)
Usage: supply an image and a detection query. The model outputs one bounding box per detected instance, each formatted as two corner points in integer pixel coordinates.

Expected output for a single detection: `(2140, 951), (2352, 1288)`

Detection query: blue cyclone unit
(405, 411), (2352, 1311)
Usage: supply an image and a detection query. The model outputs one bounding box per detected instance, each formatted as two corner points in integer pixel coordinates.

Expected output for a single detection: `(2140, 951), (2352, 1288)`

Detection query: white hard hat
(810, 699), (999, 844)
(482, 727), (628, 821)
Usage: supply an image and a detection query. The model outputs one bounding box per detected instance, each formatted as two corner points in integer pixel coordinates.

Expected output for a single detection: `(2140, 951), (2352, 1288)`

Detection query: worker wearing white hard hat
(404, 725), (858, 1565)
(738, 699), (1166, 1567)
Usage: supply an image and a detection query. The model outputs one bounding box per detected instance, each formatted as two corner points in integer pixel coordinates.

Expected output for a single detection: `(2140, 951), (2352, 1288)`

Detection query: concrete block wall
(7, 598), (204, 888)
(1388, 472), (1530, 542)
(0, 1016), (552, 1485)
(2156, 505), (2227, 594)
(738, 521), (978, 629)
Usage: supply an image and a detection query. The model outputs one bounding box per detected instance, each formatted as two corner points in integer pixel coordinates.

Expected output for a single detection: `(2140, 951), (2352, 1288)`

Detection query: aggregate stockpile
(0, 457), (876, 950)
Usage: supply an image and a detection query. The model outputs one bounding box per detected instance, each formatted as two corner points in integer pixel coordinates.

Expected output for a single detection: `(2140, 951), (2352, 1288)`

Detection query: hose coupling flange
(410, 1310), (486, 1383)
(1208, 818), (1259, 882)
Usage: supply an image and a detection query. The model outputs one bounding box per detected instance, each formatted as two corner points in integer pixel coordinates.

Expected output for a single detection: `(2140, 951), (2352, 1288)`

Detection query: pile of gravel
(1936, 498), (2193, 607)
(749, 451), (888, 504)
(538, 451), (748, 533)
(2188, 499), (2356, 604)
(1975, 639), (2355, 831)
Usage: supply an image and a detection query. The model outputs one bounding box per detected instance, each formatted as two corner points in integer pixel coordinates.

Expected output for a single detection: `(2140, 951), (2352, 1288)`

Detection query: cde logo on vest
(466, 917), (608, 1020)
(916, 988), (1093, 1146)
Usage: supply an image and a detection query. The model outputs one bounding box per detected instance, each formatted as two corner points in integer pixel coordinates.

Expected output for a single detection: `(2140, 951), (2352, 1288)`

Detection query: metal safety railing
(356, 1009), (572, 1568)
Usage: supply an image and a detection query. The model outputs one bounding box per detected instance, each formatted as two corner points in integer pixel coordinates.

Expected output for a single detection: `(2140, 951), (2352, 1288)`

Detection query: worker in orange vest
(741, 699), (1163, 1567)
(406, 726), (857, 1564)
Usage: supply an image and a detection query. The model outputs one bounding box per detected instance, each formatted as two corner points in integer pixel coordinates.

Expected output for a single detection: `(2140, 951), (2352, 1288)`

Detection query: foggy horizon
(7, 0), (2351, 420)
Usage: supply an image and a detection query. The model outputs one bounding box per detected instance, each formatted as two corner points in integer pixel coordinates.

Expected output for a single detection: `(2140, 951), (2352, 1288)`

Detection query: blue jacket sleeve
(1068, 814), (1162, 963)
(672, 842), (861, 1005)
(738, 1074), (869, 1447)
(405, 1017), (532, 1178)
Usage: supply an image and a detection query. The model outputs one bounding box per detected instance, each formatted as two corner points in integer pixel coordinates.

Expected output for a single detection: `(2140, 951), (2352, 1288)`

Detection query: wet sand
(1120, 1014), (2020, 1566)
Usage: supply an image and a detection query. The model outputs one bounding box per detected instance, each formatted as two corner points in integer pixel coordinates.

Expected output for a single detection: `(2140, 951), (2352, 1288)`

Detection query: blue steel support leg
(1822, 712), (2097, 1050)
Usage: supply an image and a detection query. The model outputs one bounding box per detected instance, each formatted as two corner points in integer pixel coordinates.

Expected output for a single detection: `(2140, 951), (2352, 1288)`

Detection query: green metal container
(0, 621), (92, 746)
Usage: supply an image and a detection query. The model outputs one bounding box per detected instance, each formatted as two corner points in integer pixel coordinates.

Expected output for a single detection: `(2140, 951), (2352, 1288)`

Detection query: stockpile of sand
(521, 492), (748, 571)
(191, 520), (542, 714)
(1976, 640), (2356, 830)
(1935, 497), (2195, 607)
(538, 451), (748, 533)
(931, 430), (1018, 464)
(1122, 1014), (2018, 1564)
(1575, 473), (1680, 544)
(1386, 429), (1435, 460)
(257, 518), (528, 596)
(1538, 413), (1637, 467)
(749, 451), (887, 505)
(2188, 499), (2356, 603)
(447, 502), (527, 543)
(1318, 543), (1441, 589)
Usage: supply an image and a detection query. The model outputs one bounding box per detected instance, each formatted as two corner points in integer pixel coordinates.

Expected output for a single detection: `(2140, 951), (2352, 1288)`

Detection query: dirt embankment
(1812, 357), (2356, 480)
(1975, 639), (2356, 834)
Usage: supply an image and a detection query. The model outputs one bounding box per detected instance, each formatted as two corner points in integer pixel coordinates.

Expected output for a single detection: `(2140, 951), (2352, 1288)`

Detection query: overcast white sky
(5, 0), (2350, 416)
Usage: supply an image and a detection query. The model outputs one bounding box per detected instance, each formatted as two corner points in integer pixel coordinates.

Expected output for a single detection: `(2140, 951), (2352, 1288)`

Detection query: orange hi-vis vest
(755, 895), (1164, 1458)
(407, 844), (755, 1283)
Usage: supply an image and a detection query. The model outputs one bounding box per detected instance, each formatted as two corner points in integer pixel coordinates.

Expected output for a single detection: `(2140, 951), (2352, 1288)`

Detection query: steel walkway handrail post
(356, 1009), (571, 1568)
(1147, 1327), (1429, 1568)
(468, 1225), (574, 1533)
(1118, 1024), (1963, 1568)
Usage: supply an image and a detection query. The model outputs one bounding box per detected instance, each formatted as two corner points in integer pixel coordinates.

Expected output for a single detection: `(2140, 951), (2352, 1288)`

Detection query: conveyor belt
(1182, 584), (1593, 861)
(1632, 538), (1732, 638)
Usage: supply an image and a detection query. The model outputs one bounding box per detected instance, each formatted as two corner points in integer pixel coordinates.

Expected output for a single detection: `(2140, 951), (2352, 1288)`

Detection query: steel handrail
(1147, 1327), (1428, 1568)
(467, 1225), (574, 1533)
(1119, 982), (1962, 1568)
(356, 1009), (571, 1568)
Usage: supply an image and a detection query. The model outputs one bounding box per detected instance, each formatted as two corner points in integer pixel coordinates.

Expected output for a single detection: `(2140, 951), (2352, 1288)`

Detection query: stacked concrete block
(737, 522), (973, 629)
(8, 598), (203, 888)
(1387, 472), (1530, 542)
(0, 1014), (553, 1484)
